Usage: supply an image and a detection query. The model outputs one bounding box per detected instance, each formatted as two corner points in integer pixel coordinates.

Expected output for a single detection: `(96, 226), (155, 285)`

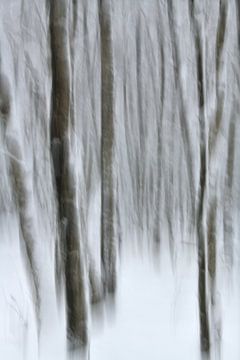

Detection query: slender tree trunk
(99, 0), (117, 294)
(190, 2), (211, 356)
(50, 0), (88, 348)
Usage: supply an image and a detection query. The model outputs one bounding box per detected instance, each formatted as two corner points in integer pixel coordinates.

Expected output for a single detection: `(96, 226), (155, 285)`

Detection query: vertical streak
(50, 0), (88, 348)
(190, 2), (210, 355)
(99, 0), (116, 294)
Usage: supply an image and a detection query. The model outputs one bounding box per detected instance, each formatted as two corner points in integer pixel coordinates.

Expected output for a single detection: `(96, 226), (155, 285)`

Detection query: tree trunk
(50, 0), (88, 348)
(99, 0), (117, 294)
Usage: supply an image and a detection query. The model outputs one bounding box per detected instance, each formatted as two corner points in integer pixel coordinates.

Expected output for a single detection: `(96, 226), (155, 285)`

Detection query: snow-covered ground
(90, 246), (200, 360)
(91, 246), (240, 360)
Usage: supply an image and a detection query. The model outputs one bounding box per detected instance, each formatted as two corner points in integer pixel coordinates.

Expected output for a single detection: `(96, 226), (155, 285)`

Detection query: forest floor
(90, 245), (201, 360)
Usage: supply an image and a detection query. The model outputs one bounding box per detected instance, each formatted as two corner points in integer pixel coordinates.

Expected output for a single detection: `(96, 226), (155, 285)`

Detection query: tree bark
(99, 0), (117, 294)
(50, 0), (88, 348)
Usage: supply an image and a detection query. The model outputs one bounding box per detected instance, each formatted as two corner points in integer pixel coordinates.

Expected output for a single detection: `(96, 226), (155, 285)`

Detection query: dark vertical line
(99, 0), (116, 294)
(190, 4), (211, 355)
(49, 0), (88, 348)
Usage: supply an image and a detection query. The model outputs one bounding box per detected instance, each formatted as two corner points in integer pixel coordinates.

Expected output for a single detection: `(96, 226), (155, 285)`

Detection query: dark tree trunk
(99, 0), (117, 294)
(50, 0), (88, 348)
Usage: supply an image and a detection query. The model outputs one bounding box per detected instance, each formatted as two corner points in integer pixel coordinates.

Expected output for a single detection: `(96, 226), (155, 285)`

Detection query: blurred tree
(99, 0), (117, 294)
